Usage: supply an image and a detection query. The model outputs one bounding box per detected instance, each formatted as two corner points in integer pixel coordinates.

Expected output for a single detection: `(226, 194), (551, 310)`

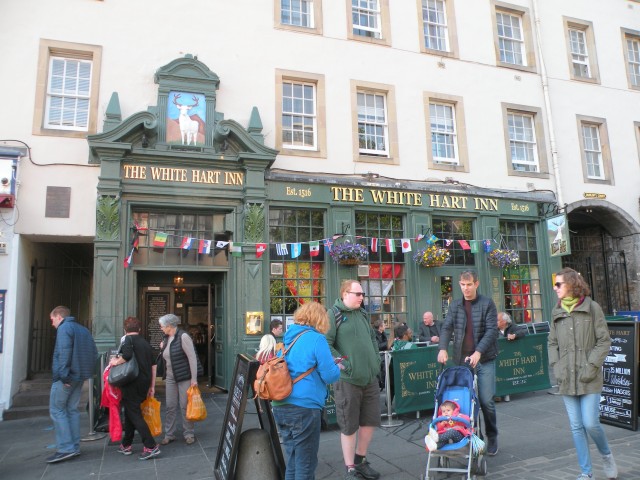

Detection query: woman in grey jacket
(549, 268), (617, 480)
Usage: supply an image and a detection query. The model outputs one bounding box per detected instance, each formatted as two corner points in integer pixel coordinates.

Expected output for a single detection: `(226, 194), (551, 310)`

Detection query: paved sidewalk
(0, 387), (637, 479)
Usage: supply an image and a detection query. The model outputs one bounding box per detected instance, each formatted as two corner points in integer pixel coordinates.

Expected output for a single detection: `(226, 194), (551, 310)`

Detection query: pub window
(499, 221), (543, 324)
(432, 217), (474, 266)
(355, 211), (406, 328)
(131, 210), (229, 267)
(269, 208), (326, 324)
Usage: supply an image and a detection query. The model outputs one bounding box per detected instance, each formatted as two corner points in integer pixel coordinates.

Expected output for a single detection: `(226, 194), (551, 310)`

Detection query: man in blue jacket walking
(48, 306), (98, 464)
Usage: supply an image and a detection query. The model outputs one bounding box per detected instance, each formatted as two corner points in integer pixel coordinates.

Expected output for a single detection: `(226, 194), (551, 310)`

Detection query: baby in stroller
(425, 400), (471, 451)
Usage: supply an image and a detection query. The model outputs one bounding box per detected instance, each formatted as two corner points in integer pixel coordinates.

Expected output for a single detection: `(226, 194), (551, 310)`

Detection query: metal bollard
(82, 354), (107, 441)
(380, 351), (403, 428)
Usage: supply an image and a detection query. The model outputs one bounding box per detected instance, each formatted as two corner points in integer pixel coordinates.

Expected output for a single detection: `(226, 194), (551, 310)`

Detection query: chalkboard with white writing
(214, 354), (285, 479)
(599, 321), (638, 431)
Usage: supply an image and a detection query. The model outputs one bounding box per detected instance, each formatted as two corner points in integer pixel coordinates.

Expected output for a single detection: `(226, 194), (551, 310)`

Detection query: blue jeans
(563, 393), (611, 475)
(476, 360), (497, 440)
(273, 404), (322, 480)
(49, 380), (83, 453)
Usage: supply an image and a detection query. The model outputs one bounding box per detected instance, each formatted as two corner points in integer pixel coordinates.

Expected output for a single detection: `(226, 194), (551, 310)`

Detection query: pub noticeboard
(214, 354), (285, 480)
(146, 292), (169, 350)
(599, 320), (639, 431)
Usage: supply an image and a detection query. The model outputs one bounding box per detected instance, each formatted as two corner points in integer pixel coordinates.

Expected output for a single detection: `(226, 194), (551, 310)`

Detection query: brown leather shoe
(185, 437), (195, 445)
(160, 437), (175, 445)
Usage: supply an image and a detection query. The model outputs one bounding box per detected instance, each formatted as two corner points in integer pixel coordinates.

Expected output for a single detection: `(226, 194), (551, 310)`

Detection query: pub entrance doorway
(137, 271), (227, 389)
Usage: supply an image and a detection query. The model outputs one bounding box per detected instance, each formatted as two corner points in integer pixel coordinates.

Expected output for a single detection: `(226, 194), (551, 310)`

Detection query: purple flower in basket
(329, 241), (369, 263)
(487, 249), (520, 269)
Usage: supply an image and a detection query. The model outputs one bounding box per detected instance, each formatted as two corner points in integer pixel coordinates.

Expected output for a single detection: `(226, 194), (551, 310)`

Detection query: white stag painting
(167, 91), (205, 146)
(546, 213), (570, 257)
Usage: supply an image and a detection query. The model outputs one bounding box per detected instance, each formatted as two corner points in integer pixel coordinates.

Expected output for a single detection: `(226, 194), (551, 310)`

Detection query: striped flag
(401, 238), (412, 253)
(123, 247), (134, 268)
(256, 243), (267, 258)
(153, 232), (168, 247)
(291, 243), (301, 259)
(276, 243), (288, 256)
(309, 241), (320, 257)
(198, 239), (211, 254)
(385, 239), (396, 253)
(180, 237), (193, 250)
(230, 242), (242, 257)
(370, 237), (378, 253)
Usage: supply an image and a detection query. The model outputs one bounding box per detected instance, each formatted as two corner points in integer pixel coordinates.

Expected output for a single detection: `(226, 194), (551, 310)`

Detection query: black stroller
(425, 365), (487, 479)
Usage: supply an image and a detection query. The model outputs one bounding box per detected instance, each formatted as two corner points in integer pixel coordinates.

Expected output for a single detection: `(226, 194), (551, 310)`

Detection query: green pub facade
(89, 56), (561, 390)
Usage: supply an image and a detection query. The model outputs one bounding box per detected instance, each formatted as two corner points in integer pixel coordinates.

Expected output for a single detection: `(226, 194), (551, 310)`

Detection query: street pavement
(0, 385), (638, 479)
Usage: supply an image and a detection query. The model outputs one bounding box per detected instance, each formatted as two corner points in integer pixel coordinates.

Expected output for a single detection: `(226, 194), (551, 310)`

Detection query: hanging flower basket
(330, 242), (369, 265)
(487, 249), (520, 269)
(413, 245), (451, 268)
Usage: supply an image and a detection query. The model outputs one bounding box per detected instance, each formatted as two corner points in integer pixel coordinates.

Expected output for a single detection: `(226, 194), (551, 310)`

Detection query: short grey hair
(159, 313), (180, 328)
(499, 312), (512, 325)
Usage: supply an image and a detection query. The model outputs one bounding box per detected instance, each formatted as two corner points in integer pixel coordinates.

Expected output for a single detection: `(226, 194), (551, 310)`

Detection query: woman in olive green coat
(548, 268), (617, 480)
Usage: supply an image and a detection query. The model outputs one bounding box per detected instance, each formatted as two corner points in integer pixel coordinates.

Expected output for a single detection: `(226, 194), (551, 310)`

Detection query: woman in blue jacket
(272, 302), (341, 480)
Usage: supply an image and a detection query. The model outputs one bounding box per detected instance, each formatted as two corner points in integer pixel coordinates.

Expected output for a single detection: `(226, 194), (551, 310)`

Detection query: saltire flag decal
(199, 239), (211, 254)
(385, 239), (396, 253)
(401, 238), (411, 253)
(291, 243), (302, 259)
(256, 243), (267, 258)
(309, 241), (320, 257)
(153, 232), (168, 248)
(370, 237), (378, 253)
(276, 243), (288, 256)
(181, 237), (193, 250)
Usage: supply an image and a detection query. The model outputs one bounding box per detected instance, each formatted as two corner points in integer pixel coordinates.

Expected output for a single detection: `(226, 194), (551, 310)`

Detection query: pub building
(89, 56), (561, 390)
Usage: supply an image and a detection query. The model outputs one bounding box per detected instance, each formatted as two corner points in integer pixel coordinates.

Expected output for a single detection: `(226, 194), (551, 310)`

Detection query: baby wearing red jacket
(425, 400), (471, 451)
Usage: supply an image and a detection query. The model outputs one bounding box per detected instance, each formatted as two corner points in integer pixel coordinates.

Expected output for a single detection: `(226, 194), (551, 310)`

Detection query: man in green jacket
(326, 279), (381, 480)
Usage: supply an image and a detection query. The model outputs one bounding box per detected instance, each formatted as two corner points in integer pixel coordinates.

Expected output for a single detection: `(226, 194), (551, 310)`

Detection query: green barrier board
(495, 333), (551, 396)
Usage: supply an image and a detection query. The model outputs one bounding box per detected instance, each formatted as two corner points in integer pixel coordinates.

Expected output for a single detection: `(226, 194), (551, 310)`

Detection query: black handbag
(108, 336), (139, 387)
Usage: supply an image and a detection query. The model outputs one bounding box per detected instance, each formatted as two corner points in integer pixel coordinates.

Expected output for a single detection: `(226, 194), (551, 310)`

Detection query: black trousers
(121, 394), (156, 449)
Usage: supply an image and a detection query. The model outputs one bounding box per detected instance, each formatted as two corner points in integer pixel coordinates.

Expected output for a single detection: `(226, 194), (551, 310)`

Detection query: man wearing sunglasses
(437, 270), (499, 456)
(326, 280), (382, 480)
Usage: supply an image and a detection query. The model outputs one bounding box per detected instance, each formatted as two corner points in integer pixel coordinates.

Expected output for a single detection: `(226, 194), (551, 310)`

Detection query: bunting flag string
(121, 224), (501, 268)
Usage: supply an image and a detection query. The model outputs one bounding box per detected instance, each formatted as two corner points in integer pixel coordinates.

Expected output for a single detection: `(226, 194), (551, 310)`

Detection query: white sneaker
(425, 435), (437, 452)
(602, 453), (618, 479)
(576, 474), (593, 480)
(428, 427), (439, 442)
(503, 395), (511, 402)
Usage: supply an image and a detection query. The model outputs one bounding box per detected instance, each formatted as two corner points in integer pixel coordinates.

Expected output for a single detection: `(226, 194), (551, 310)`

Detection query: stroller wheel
(476, 457), (487, 476)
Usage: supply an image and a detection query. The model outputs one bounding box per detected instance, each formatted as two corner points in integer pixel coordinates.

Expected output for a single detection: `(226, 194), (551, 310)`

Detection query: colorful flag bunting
(256, 243), (267, 258)
(216, 240), (229, 249)
(427, 234), (438, 245)
(401, 238), (412, 253)
(415, 234), (425, 242)
(458, 239), (471, 250)
(470, 240), (479, 253)
(483, 239), (492, 253)
(309, 241), (320, 257)
(153, 232), (168, 248)
(323, 238), (333, 252)
(198, 239), (211, 254)
(181, 237), (193, 250)
(291, 243), (302, 259)
(371, 237), (378, 253)
(385, 239), (396, 253)
(276, 243), (288, 256)
(445, 239), (453, 247)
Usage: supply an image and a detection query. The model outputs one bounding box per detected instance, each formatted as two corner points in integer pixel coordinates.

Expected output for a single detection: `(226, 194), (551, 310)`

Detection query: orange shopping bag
(141, 397), (162, 436)
(186, 385), (207, 422)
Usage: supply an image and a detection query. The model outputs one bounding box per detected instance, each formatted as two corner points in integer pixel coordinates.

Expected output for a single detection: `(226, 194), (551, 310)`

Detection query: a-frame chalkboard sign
(214, 354), (285, 479)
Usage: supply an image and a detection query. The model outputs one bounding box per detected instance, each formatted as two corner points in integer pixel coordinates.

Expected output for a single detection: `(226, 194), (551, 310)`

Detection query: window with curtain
(355, 212), (406, 327)
(269, 208), (326, 320)
(499, 221), (542, 324)
(569, 28), (590, 78)
(45, 56), (92, 131)
(508, 112), (539, 173)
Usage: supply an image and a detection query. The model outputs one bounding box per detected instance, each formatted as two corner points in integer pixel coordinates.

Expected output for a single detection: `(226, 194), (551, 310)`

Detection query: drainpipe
(531, 0), (564, 207)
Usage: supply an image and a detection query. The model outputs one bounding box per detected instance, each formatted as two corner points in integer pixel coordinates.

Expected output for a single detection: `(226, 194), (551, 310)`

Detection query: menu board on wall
(146, 292), (169, 350)
(599, 321), (638, 431)
(0, 290), (5, 353)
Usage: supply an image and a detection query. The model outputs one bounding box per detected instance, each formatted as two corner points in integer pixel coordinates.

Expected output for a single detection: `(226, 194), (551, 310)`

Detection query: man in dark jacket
(417, 311), (440, 344)
(437, 270), (499, 456)
(48, 306), (98, 464)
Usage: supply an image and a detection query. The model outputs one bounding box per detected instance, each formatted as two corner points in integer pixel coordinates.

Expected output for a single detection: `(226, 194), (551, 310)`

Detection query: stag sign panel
(167, 91), (206, 146)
